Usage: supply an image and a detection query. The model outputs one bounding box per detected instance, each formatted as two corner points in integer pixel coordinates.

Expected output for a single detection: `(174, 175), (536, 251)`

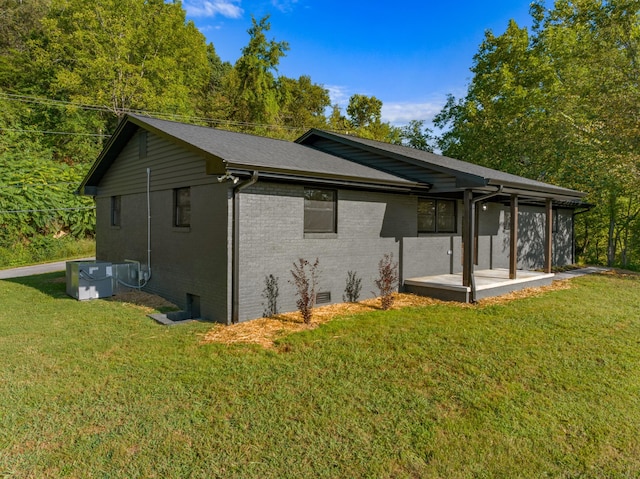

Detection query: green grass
(1, 272), (639, 478)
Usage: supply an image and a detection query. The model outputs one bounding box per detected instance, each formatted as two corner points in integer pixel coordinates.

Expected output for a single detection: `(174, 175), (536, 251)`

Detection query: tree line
(435, 0), (639, 268)
(0, 0), (638, 269)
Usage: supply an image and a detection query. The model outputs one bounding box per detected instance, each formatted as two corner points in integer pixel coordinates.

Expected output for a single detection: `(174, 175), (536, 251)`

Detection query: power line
(0, 92), (318, 134)
(0, 181), (81, 190)
(0, 206), (95, 214)
(0, 92), (112, 113)
(0, 127), (110, 137)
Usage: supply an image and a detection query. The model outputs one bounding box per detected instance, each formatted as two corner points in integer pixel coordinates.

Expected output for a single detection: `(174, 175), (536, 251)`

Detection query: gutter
(230, 171), (259, 324)
(224, 165), (431, 192)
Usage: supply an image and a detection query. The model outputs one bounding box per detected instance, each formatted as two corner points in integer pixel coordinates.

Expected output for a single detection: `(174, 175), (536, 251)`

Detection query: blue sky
(182, 0), (538, 126)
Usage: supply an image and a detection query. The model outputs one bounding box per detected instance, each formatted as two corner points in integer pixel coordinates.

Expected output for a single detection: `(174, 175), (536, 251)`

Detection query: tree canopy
(0, 1), (431, 262)
(435, 0), (640, 268)
(2, 0), (634, 269)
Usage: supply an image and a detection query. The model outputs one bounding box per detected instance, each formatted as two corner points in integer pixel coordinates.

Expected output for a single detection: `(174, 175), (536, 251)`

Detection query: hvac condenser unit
(66, 260), (113, 300)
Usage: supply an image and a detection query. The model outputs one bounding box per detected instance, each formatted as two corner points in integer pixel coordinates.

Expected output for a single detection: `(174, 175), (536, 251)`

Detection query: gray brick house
(79, 114), (586, 323)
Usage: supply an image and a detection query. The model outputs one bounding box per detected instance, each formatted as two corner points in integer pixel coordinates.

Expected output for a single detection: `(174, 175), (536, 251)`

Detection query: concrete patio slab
(405, 268), (555, 302)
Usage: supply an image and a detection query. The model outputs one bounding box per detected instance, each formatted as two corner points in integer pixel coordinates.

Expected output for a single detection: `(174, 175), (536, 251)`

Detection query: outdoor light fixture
(217, 172), (239, 184)
(481, 203), (488, 211)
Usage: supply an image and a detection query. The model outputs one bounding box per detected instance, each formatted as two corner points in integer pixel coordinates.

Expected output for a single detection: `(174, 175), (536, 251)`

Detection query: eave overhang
(297, 129), (587, 206)
(226, 166), (430, 193)
(298, 129), (487, 189)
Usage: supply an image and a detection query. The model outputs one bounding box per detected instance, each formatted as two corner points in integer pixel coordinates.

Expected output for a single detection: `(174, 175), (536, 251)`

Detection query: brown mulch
(201, 278), (576, 348)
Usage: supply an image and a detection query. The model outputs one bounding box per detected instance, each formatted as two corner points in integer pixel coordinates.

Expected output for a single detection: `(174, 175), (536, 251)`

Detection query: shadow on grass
(1, 272), (180, 316)
(1, 271), (72, 300)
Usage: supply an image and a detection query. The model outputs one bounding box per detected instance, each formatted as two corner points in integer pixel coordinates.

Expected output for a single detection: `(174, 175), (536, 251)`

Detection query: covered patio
(401, 191), (586, 303)
(404, 268), (556, 303)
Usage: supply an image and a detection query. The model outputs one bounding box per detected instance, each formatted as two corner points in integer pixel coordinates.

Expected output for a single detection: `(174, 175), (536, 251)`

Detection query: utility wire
(0, 127), (110, 137)
(0, 92), (318, 133)
(0, 181), (81, 190)
(0, 206), (95, 214)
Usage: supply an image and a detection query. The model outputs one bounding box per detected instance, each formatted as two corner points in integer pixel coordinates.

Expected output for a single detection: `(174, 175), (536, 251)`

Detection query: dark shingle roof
(82, 115), (585, 204)
(80, 115), (427, 192)
(297, 129), (586, 201)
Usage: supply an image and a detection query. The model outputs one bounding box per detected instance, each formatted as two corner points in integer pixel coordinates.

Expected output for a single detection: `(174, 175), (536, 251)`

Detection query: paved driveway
(0, 258), (95, 280)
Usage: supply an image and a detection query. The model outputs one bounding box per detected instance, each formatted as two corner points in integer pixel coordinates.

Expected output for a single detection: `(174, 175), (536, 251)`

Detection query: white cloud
(326, 87), (447, 127)
(326, 85), (352, 108)
(183, 0), (244, 19)
(381, 101), (445, 126)
(271, 0), (299, 13)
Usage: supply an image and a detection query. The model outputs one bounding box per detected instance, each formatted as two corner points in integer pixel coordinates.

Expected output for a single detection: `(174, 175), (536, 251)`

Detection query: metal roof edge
(488, 180), (586, 200)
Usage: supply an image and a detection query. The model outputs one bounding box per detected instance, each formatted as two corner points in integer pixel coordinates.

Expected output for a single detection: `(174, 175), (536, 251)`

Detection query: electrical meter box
(66, 260), (113, 300)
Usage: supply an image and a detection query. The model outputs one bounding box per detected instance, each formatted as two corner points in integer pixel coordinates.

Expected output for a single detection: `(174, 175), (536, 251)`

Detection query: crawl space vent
(316, 291), (331, 304)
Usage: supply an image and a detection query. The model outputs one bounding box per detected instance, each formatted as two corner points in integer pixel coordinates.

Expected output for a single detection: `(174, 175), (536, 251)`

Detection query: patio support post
(462, 189), (474, 287)
(545, 198), (553, 273)
(509, 194), (518, 279)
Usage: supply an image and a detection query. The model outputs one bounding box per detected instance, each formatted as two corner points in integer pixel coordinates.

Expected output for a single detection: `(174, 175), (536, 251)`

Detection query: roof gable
(80, 115), (428, 194)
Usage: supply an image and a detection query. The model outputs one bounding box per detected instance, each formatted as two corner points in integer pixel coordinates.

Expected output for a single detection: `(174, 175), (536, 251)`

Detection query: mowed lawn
(1, 272), (639, 478)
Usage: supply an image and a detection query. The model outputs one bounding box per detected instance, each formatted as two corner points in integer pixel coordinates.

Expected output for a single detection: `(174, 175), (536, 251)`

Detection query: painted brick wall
(235, 182), (414, 322)
(96, 182), (230, 322)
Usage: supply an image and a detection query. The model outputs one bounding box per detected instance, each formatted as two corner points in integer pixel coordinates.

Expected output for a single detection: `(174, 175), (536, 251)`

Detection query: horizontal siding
(97, 131), (217, 197)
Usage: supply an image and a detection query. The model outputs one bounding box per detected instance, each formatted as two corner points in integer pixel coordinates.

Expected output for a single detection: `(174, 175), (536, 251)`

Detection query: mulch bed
(201, 279), (575, 348)
(102, 269), (638, 349)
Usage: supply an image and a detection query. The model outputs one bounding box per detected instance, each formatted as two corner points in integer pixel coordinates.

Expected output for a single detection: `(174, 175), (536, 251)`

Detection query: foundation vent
(316, 291), (331, 304)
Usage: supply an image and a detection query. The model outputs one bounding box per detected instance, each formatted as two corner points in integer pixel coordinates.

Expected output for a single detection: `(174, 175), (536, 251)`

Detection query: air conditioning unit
(66, 260), (113, 300)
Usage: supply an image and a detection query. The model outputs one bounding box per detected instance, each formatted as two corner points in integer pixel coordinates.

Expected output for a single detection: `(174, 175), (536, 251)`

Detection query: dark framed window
(110, 196), (121, 227)
(552, 208), (558, 233)
(174, 187), (191, 227)
(418, 198), (456, 233)
(304, 188), (336, 234)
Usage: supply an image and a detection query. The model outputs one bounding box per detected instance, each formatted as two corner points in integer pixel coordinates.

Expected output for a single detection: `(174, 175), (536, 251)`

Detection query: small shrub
(374, 253), (399, 310)
(261, 274), (279, 317)
(289, 257), (319, 324)
(343, 270), (362, 302)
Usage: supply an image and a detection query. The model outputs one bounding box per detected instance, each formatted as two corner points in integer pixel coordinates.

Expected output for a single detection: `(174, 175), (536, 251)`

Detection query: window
(174, 187), (191, 227)
(304, 188), (336, 234)
(111, 196), (121, 227)
(418, 198), (456, 233)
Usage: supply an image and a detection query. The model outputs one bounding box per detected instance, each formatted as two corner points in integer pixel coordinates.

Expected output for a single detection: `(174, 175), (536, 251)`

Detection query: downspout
(146, 167), (152, 283)
(469, 186), (504, 303)
(231, 171), (259, 324)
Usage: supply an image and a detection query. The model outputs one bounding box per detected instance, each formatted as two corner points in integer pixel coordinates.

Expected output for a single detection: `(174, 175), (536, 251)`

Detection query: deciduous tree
(435, 0), (640, 267)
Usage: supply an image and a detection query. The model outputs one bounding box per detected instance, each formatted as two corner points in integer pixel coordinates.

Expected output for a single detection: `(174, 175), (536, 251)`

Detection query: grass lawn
(1, 272), (639, 478)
